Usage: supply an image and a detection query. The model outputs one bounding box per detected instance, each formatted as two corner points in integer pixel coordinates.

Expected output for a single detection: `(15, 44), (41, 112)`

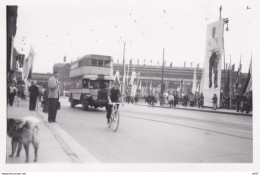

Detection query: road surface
(55, 97), (252, 163)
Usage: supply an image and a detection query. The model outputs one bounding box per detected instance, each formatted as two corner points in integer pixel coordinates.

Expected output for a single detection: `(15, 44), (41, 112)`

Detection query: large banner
(202, 20), (224, 107)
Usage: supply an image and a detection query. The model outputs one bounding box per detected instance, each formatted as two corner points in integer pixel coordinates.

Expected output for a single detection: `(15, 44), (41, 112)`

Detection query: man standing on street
(48, 71), (60, 123)
(28, 81), (39, 111)
(212, 94), (218, 110)
(236, 93), (242, 112)
(8, 83), (17, 106)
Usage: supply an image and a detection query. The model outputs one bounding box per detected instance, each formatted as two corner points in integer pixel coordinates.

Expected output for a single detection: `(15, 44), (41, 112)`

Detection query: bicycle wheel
(15, 97), (19, 107)
(107, 117), (112, 128)
(111, 110), (119, 132)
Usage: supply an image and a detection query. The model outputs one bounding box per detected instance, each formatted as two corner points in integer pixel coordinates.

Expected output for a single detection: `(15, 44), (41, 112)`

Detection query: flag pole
(161, 48), (165, 95)
(229, 55), (232, 109)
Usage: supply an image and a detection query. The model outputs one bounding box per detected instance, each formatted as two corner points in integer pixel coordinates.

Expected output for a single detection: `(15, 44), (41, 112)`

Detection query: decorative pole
(161, 48), (165, 95)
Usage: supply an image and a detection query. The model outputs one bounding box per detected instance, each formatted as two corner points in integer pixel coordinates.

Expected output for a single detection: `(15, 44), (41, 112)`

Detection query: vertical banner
(202, 20), (224, 107)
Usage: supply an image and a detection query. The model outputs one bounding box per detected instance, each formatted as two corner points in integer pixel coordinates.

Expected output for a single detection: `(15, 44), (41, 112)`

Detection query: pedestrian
(168, 93), (174, 108)
(42, 88), (49, 113)
(189, 93), (195, 107)
(173, 93), (178, 107)
(28, 81), (39, 111)
(236, 93), (242, 112)
(212, 94), (218, 110)
(183, 94), (188, 107)
(8, 83), (16, 106)
(48, 71), (60, 123)
(106, 83), (122, 124)
(198, 93), (204, 108)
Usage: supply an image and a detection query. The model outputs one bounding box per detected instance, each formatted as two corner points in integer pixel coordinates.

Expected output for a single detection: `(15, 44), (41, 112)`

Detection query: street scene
(5, 0), (257, 170)
(7, 96), (252, 163)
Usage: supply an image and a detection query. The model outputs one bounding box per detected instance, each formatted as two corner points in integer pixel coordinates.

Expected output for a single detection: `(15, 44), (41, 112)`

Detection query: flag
(137, 59), (139, 65)
(129, 71), (136, 85)
(17, 54), (25, 68)
(180, 78), (183, 92)
(170, 62), (172, 68)
(192, 68), (197, 93)
(126, 63), (130, 85)
(234, 59), (242, 92)
(64, 56), (66, 62)
(138, 80), (142, 90)
(114, 70), (120, 81)
(197, 83), (200, 93)
(143, 59), (146, 66)
(157, 61), (159, 67)
(22, 46), (35, 82)
(184, 61), (186, 67)
(149, 80), (152, 93)
(231, 64), (235, 71)
(244, 58), (252, 93)
(150, 60), (152, 64)
(197, 63), (199, 68)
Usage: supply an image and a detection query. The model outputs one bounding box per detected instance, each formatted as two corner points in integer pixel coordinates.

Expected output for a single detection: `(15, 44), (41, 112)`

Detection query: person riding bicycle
(106, 83), (122, 124)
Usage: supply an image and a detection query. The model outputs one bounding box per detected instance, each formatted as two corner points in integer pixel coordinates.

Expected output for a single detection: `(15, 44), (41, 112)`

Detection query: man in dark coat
(43, 89), (49, 113)
(212, 94), (218, 110)
(236, 93), (242, 112)
(28, 81), (39, 111)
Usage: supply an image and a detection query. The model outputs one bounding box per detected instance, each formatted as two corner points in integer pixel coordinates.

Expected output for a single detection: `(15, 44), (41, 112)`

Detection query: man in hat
(28, 81), (39, 111)
(48, 71), (60, 122)
(106, 82), (122, 124)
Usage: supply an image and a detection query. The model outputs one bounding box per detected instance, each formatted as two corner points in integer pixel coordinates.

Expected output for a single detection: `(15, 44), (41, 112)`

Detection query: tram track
(120, 113), (252, 140)
(62, 105), (252, 140)
(122, 109), (252, 129)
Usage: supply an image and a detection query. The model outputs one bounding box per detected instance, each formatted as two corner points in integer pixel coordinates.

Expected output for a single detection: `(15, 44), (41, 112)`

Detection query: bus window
(82, 79), (89, 88)
(100, 81), (109, 89)
(104, 60), (111, 67)
(89, 80), (100, 89)
(92, 59), (98, 66)
(98, 60), (103, 66)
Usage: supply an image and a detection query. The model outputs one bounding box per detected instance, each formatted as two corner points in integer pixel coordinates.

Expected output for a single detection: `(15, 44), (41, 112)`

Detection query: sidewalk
(6, 99), (100, 164)
(135, 99), (252, 117)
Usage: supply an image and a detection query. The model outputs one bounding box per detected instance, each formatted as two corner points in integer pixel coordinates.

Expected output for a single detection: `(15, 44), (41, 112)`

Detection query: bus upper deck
(70, 54), (113, 78)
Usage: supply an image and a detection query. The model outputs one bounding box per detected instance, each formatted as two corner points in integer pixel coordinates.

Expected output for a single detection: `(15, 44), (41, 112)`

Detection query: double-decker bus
(69, 54), (114, 110)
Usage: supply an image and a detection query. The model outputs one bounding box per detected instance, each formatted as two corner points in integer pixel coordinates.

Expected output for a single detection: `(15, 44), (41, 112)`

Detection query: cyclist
(106, 82), (122, 124)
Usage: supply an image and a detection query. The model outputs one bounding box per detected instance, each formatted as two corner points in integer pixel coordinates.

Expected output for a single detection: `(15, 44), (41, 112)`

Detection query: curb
(35, 111), (100, 163)
(136, 103), (252, 117)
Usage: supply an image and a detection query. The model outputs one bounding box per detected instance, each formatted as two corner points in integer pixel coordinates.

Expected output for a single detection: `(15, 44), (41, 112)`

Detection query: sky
(12, 0), (260, 73)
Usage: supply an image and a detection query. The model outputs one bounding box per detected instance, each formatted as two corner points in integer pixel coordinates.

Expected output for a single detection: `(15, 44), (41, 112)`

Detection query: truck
(69, 54), (114, 110)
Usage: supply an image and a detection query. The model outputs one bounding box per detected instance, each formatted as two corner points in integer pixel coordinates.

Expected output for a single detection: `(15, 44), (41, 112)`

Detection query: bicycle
(14, 95), (19, 107)
(108, 102), (120, 132)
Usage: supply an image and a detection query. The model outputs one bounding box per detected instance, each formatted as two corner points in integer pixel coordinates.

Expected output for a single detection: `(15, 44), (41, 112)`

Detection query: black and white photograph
(1, 0), (260, 173)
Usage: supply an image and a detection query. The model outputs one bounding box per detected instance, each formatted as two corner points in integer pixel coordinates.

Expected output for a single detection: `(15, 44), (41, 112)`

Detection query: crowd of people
(144, 92), (205, 109)
(143, 91), (252, 114)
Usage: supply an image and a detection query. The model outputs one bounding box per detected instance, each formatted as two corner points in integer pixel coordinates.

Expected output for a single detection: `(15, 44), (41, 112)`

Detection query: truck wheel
(82, 99), (89, 111)
(70, 100), (75, 108)
(69, 95), (75, 108)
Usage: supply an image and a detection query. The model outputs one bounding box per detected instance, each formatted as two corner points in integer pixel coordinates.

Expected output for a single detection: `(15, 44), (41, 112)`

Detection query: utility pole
(229, 55), (232, 109)
(161, 48), (165, 95)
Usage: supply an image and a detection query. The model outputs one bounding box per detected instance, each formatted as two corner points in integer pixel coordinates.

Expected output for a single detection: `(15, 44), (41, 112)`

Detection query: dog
(7, 117), (40, 162)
